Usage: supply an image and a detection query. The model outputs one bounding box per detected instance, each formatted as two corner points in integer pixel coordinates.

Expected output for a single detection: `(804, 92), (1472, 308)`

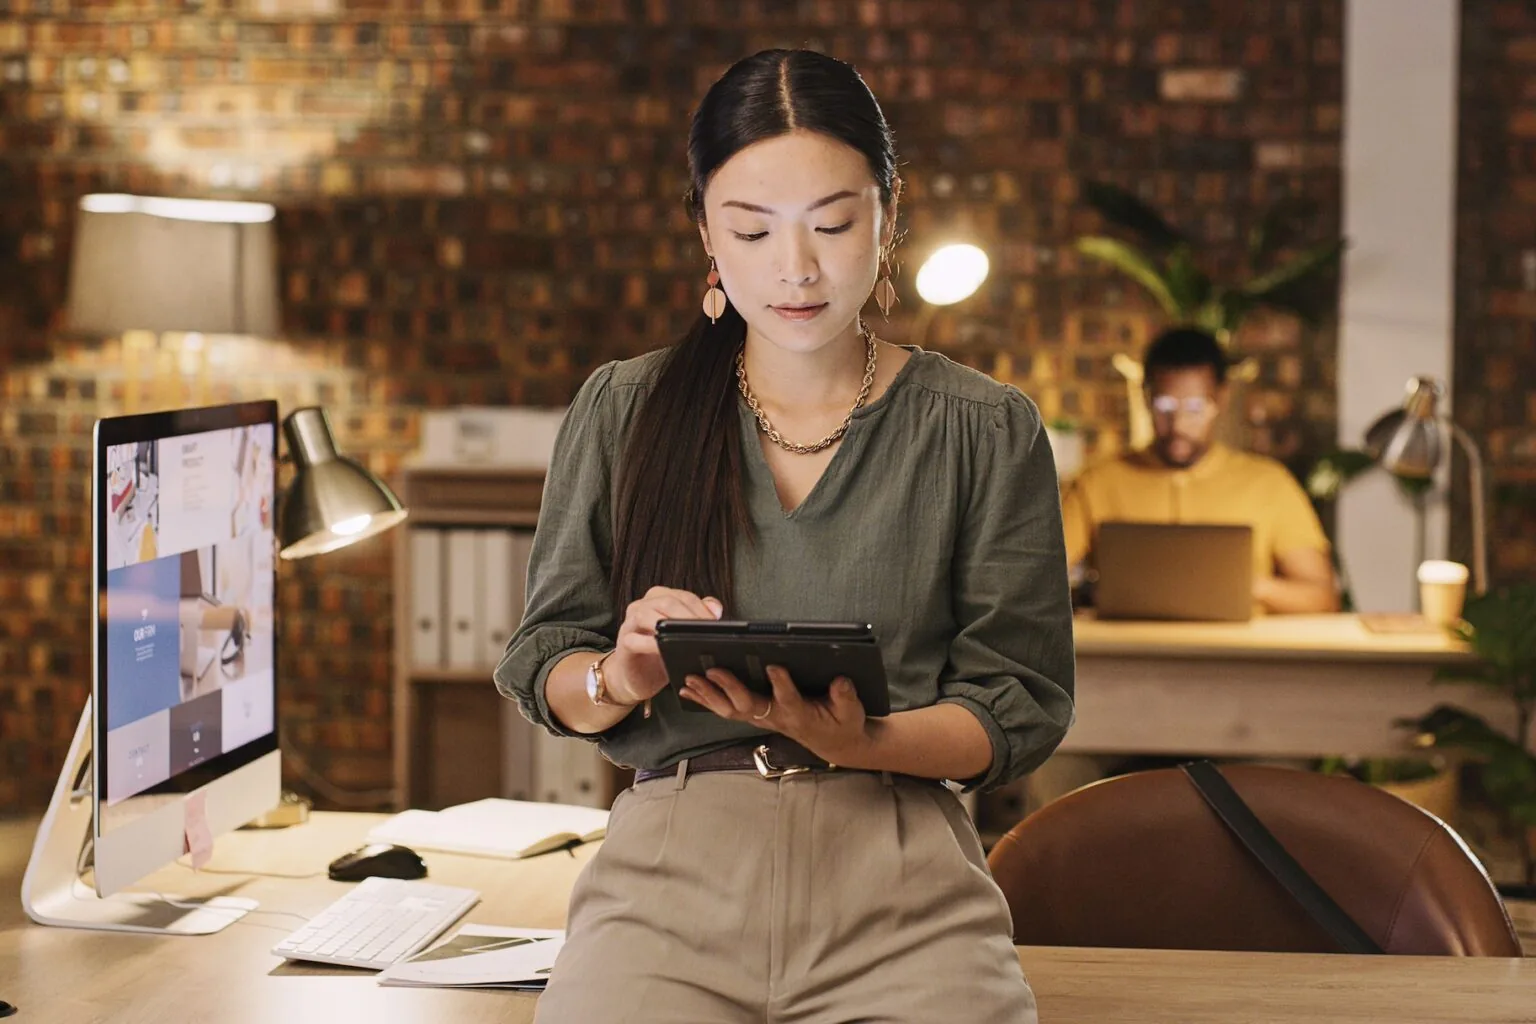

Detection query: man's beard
(1154, 435), (1208, 468)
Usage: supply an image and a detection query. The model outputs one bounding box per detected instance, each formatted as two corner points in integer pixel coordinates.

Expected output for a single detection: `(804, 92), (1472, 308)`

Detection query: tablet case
(655, 620), (891, 717)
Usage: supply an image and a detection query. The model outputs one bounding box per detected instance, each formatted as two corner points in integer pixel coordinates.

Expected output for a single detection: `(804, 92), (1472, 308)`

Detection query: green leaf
(1252, 285), (1330, 329)
(1162, 246), (1210, 315)
(1305, 448), (1376, 501)
(1242, 239), (1346, 301)
(1192, 300), (1232, 338)
(1213, 290), (1252, 336)
(1081, 179), (1184, 251)
(1460, 584), (1536, 686)
(1075, 236), (1180, 316)
(1433, 662), (1497, 687)
(1404, 706), (1535, 770)
(1248, 194), (1319, 267)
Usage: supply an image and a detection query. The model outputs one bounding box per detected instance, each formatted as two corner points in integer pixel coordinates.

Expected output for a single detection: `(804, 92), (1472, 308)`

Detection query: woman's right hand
(606, 586), (723, 705)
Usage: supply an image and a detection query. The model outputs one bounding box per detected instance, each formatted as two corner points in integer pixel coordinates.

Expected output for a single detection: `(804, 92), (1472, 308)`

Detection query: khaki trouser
(535, 766), (1037, 1024)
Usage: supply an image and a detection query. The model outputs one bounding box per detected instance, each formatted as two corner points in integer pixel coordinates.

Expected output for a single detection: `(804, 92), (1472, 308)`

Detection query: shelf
(403, 465), (545, 518)
(405, 509), (540, 528)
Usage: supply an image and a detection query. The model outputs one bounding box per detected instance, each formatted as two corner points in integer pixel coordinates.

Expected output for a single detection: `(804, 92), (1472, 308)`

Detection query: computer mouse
(327, 843), (427, 882)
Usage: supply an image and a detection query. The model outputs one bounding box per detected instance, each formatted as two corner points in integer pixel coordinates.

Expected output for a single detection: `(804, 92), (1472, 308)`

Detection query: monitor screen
(94, 402), (279, 834)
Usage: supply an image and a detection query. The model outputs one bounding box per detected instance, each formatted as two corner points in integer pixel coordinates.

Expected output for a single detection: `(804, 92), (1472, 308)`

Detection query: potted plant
(1303, 449), (1461, 811)
(1316, 754), (1460, 824)
(1045, 417), (1085, 483)
(1075, 180), (1345, 347)
(1075, 181), (1344, 448)
(1400, 583), (1536, 894)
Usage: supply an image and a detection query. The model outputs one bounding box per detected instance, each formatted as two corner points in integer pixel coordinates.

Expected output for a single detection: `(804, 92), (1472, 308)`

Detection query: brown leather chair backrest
(987, 765), (1522, 956)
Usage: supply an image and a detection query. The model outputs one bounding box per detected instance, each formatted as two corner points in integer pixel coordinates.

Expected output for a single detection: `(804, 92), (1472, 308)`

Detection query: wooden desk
(2, 812), (1534, 1023)
(1061, 613), (1520, 758)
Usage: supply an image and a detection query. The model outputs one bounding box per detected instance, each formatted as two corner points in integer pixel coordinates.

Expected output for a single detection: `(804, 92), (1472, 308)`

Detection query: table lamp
(65, 193), (279, 410)
(909, 242), (990, 346)
(1363, 375), (1487, 596)
(279, 406), (409, 560)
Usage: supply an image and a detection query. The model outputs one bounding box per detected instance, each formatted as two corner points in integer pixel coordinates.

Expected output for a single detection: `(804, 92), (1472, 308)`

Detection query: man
(1062, 327), (1338, 614)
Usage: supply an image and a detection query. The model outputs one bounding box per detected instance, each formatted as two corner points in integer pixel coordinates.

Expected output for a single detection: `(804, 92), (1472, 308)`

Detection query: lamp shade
(278, 408), (408, 560)
(1363, 376), (1443, 478)
(66, 194), (279, 336)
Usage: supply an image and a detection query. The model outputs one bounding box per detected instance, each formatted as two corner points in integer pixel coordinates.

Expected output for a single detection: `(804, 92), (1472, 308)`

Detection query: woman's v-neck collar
(738, 345), (927, 519)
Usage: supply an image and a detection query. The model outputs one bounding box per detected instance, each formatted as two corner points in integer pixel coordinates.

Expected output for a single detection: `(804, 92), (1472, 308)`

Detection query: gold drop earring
(703, 258), (727, 324)
(874, 256), (895, 317)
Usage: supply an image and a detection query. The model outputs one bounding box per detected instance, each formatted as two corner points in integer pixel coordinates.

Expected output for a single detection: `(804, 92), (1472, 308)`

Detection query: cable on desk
(140, 888), (311, 924)
(68, 871), (312, 930)
(172, 855), (325, 880)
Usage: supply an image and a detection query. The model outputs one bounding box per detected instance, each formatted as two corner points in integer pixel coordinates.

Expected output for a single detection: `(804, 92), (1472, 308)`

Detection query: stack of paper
(376, 925), (564, 990)
(365, 798), (610, 859)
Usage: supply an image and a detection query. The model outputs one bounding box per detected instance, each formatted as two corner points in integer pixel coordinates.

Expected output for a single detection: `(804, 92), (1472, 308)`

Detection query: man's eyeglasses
(1148, 395), (1215, 418)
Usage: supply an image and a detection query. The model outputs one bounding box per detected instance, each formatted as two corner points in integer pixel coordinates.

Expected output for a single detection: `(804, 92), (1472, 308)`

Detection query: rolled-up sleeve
(493, 362), (624, 739)
(938, 389), (1077, 790)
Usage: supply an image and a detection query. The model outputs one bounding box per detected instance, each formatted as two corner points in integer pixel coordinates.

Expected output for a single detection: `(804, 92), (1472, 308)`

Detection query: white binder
(496, 528), (541, 800)
(444, 529), (481, 670)
(481, 530), (516, 667)
(408, 529), (444, 669)
(562, 740), (606, 808)
(500, 699), (538, 802)
(535, 732), (606, 808)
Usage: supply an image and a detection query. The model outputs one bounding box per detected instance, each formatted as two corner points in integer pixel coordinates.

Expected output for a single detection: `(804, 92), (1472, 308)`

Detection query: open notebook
(366, 798), (609, 859)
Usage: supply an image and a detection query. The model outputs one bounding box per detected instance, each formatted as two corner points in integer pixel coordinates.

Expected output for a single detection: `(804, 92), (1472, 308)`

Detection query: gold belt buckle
(753, 744), (814, 779)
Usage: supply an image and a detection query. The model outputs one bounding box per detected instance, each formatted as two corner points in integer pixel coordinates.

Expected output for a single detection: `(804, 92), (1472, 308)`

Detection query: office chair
(988, 764), (1522, 956)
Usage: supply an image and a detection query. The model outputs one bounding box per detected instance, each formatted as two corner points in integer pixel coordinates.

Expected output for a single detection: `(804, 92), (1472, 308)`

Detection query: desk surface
(3, 812), (1534, 1023)
(1074, 612), (1476, 662)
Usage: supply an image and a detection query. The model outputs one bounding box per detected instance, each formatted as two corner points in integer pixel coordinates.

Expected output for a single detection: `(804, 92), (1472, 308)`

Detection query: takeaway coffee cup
(1417, 560), (1469, 628)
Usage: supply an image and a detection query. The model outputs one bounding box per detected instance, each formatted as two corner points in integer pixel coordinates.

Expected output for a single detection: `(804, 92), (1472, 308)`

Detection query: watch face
(585, 662), (601, 703)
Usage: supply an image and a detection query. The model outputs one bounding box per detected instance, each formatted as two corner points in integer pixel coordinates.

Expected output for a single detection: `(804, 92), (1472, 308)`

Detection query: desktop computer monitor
(23, 400), (281, 934)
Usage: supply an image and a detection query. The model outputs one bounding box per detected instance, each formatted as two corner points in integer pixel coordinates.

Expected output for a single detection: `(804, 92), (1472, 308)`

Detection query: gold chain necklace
(736, 328), (878, 455)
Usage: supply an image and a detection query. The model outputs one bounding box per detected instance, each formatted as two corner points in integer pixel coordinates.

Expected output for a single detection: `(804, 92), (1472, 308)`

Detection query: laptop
(1093, 522), (1255, 622)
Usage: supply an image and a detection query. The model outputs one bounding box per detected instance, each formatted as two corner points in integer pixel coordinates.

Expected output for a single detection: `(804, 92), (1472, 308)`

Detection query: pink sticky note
(184, 791), (213, 870)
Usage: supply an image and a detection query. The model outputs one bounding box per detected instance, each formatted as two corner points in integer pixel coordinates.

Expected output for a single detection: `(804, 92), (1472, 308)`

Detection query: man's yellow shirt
(1061, 443), (1330, 581)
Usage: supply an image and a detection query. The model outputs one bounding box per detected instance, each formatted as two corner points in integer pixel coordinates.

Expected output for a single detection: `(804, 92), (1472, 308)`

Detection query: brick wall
(0, 0), (1345, 813)
(1456, 1), (1536, 583)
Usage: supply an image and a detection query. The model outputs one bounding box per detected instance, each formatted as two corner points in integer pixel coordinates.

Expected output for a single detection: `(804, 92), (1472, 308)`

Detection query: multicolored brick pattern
(0, 0), (1346, 812)
(1456, 1), (1536, 583)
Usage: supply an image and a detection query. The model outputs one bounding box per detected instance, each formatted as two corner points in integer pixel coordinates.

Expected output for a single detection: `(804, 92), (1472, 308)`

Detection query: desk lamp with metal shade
(279, 406), (408, 560)
(23, 196), (411, 938)
(21, 398), (409, 936)
(907, 242), (991, 346)
(66, 192), (407, 557)
(1363, 375), (1487, 597)
(257, 406), (408, 825)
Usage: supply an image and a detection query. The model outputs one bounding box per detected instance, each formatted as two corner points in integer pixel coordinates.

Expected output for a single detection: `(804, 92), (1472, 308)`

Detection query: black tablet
(654, 620), (891, 717)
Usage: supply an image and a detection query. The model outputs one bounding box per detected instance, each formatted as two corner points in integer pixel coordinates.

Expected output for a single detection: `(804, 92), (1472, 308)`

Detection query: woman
(496, 48), (1074, 1023)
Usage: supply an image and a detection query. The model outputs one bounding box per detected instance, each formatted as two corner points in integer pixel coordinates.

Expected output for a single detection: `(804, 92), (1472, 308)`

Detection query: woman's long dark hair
(609, 49), (900, 614)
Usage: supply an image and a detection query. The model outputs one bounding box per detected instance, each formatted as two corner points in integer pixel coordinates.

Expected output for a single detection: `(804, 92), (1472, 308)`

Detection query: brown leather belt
(633, 735), (831, 784)
(632, 735), (936, 786)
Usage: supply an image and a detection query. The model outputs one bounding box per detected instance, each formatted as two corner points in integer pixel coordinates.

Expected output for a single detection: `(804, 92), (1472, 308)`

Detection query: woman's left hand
(680, 665), (871, 767)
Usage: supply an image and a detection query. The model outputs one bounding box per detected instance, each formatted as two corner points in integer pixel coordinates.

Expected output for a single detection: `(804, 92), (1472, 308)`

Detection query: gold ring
(752, 700), (773, 721)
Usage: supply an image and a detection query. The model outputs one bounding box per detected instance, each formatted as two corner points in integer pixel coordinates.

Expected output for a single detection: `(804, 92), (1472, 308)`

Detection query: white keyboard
(271, 876), (481, 970)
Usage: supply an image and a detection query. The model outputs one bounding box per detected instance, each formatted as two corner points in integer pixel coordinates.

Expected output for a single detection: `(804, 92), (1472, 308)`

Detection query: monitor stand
(21, 698), (257, 934)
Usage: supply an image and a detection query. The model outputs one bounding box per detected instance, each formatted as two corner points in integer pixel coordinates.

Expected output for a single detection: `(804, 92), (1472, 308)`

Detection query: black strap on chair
(1181, 760), (1384, 955)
